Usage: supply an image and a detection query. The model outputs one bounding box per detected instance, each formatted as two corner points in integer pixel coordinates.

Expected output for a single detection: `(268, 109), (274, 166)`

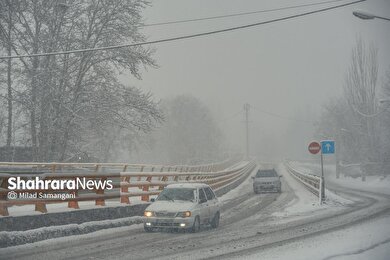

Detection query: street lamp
(353, 11), (390, 21)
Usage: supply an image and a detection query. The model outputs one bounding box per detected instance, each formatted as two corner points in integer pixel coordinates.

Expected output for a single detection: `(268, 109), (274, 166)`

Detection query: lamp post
(353, 11), (390, 21)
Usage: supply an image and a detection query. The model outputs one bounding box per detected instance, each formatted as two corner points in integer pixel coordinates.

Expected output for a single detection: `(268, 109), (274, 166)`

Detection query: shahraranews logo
(8, 177), (113, 190)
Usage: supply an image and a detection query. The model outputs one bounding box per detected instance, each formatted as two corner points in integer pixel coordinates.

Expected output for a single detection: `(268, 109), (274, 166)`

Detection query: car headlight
(176, 211), (192, 218)
(144, 211), (154, 217)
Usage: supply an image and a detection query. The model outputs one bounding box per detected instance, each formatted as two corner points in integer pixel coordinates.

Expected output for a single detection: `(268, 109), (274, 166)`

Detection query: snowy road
(1, 162), (389, 259)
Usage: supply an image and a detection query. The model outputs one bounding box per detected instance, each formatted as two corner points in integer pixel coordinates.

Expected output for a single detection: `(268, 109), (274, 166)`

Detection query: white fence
(284, 161), (324, 204)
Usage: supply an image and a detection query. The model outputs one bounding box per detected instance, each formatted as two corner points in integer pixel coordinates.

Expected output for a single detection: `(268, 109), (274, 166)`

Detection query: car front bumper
(143, 217), (195, 229)
(253, 184), (280, 192)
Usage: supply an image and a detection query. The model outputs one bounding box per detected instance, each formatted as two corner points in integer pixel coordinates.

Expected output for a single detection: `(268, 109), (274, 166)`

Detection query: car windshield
(256, 170), (277, 178)
(157, 188), (195, 202)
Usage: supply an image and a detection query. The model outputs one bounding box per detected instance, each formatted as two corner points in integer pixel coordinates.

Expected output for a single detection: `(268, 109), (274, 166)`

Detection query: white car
(143, 183), (221, 232)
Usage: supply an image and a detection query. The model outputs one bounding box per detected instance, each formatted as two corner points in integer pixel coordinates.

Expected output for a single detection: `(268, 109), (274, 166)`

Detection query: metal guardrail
(284, 161), (323, 204)
(0, 158), (253, 216)
(0, 158), (239, 174)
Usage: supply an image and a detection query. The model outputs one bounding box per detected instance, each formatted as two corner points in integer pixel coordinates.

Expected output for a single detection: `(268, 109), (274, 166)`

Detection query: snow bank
(291, 161), (390, 196)
(1, 202), (148, 232)
(0, 216), (143, 248)
(5, 193), (146, 218)
(272, 164), (352, 219)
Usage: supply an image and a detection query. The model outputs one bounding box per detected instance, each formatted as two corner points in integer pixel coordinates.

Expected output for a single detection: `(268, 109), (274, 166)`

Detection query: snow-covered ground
(271, 164), (352, 219)
(6, 196), (147, 217)
(290, 161), (390, 196)
(229, 213), (390, 260)
(1, 161), (388, 259)
(241, 161), (389, 260)
(0, 216), (143, 248)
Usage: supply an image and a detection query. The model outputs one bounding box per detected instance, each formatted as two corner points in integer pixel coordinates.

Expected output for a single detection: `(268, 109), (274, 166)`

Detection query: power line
(251, 106), (315, 124)
(142, 0), (345, 27)
(0, 0), (365, 60)
(217, 110), (243, 122)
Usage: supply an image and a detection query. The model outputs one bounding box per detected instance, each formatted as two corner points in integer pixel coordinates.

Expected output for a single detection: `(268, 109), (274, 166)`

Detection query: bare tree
(0, 0), (17, 160)
(0, 0), (162, 162)
(136, 95), (224, 165)
(343, 38), (379, 166)
(317, 38), (387, 178)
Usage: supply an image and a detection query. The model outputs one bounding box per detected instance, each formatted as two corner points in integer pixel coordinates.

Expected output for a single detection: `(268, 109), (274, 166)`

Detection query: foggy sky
(122, 0), (390, 160)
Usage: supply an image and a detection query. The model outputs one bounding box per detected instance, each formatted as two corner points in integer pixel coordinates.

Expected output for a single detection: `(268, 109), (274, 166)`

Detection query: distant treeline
(0, 146), (32, 162)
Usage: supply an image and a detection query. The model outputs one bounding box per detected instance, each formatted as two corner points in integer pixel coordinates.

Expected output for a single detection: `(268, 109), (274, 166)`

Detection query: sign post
(320, 140), (335, 204)
(308, 140), (335, 204)
(320, 149), (325, 203)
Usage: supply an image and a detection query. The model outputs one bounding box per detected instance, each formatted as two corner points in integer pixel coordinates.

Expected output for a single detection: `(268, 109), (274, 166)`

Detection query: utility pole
(244, 103), (250, 159)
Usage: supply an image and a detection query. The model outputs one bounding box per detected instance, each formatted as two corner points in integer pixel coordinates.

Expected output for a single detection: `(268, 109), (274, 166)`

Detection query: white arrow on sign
(325, 143), (331, 152)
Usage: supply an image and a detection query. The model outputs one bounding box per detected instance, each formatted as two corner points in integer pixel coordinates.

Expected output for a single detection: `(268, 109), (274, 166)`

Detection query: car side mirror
(199, 198), (207, 204)
(150, 198), (155, 202)
(251, 176), (255, 180)
(279, 176), (283, 178)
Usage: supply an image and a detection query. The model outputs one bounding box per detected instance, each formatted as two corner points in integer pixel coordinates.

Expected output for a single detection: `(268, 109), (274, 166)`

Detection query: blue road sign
(321, 140), (335, 154)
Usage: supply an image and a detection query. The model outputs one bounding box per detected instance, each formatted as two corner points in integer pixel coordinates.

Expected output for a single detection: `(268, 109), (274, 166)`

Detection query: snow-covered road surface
(225, 212), (390, 260)
(1, 162), (389, 260)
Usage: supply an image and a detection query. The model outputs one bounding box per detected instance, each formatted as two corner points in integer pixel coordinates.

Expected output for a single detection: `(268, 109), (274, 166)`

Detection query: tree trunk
(6, 2), (13, 161)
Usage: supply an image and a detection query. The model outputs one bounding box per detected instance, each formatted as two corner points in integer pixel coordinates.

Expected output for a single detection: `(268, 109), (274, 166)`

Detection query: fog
(1, 0), (389, 165)
(120, 0), (390, 161)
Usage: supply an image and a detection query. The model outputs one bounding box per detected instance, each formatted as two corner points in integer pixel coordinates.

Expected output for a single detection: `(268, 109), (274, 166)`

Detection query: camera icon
(7, 191), (18, 200)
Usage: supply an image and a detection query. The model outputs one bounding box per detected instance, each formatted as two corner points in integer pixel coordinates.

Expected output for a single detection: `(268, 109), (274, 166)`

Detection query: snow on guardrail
(0, 158), (253, 216)
(284, 161), (323, 204)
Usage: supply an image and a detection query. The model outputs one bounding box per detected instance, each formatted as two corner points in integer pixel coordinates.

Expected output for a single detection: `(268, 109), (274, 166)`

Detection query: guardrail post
(51, 164), (57, 174)
(95, 177), (106, 206)
(35, 202), (47, 213)
(157, 167), (165, 189)
(34, 175), (48, 213)
(120, 177), (130, 204)
(137, 166), (144, 182)
(0, 204), (8, 216)
(68, 191), (79, 209)
(94, 165), (105, 206)
(68, 177), (79, 209)
(159, 176), (167, 190)
(0, 177), (9, 215)
(141, 176), (152, 201)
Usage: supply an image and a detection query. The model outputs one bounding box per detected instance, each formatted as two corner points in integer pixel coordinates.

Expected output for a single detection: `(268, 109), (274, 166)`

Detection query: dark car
(252, 169), (282, 193)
